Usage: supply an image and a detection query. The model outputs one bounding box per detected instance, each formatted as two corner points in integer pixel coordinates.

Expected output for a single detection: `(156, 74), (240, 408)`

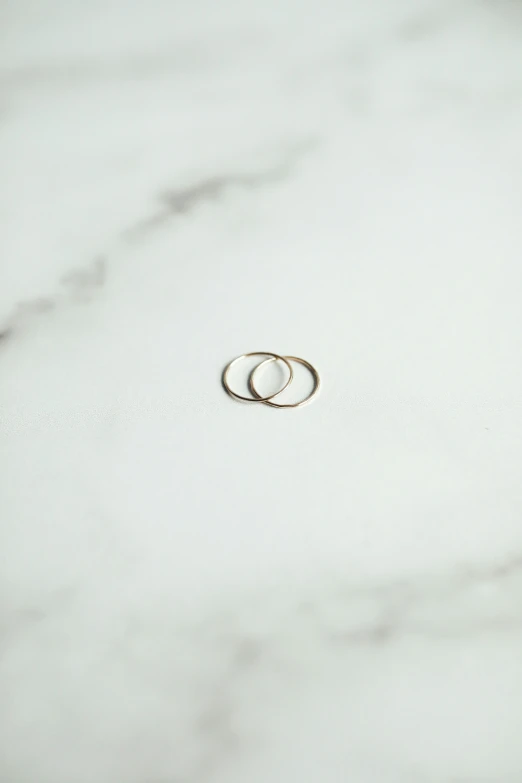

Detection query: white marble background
(2, 1), (522, 781)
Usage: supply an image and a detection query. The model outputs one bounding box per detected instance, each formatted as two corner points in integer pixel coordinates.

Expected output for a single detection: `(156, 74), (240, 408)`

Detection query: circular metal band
(222, 352), (294, 403)
(249, 355), (321, 408)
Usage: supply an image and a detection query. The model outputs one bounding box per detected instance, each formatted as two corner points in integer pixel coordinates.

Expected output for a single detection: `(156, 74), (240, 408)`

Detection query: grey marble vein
(126, 139), (316, 239)
(0, 141), (314, 347)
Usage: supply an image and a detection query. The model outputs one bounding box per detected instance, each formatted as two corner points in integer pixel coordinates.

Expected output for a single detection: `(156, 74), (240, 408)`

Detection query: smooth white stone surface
(2, 1), (522, 781)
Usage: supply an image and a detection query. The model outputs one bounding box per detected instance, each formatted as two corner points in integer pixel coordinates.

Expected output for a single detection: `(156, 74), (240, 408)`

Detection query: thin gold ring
(222, 352), (294, 403)
(249, 355), (321, 408)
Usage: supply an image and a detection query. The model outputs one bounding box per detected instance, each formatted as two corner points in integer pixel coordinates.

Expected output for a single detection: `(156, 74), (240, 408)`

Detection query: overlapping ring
(222, 352), (321, 409)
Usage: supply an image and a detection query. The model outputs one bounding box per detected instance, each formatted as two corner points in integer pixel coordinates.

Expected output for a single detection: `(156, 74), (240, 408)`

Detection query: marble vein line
(0, 141), (315, 348)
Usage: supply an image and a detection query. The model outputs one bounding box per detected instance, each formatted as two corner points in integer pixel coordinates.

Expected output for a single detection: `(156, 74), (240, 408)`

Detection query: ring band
(222, 352), (294, 403)
(249, 355), (321, 408)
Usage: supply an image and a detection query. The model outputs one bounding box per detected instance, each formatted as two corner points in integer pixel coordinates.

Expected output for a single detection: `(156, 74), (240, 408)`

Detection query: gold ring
(249, 355), (321, 408)
(222, 352), (294, 403)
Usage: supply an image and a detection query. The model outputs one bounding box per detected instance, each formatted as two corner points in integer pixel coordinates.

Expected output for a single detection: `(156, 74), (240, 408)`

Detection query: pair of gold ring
(223, 352), (321, 409)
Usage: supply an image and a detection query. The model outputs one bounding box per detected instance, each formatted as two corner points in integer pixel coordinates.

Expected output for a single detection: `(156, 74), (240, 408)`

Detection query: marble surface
(2, 1), (522, 781)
